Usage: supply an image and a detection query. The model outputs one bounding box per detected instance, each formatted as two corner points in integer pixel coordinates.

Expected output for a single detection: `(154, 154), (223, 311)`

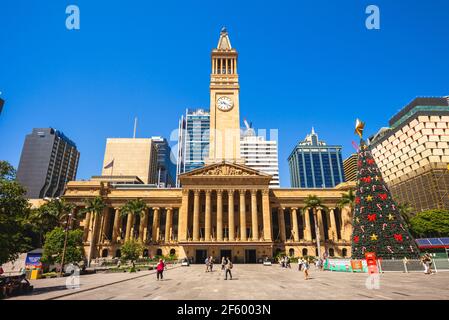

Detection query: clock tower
(208, 27), (243, 164)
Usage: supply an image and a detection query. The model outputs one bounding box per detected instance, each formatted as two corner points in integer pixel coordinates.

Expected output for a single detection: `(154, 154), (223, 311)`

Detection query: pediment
(180, 161), (271, 178)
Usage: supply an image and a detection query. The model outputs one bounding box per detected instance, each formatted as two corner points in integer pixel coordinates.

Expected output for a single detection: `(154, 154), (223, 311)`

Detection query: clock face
(217, 96), (234, 111)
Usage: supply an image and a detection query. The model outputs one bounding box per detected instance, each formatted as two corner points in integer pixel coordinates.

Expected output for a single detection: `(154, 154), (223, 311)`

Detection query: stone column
(303, 209), (312, 241)
(178, 189), (189, 241)
(193, 190), (200, 241)
(139, 210), (147, 242)
(228, 189), (235, 241)
(216, 189), (223, 241)
(277, 207), (286, 241)
(125, 212), (133, 241)
(152, 207), (160, 242)
(239, 189), (247, 241)
(165, 207), (173, 243)
(111, 208), (121, 244)
(316, 209), (326, 240)
(341, 206), (352, 241)
(262, 189), (272, 241)
(205, 190), (212, 241)
(291, 207), (300, 242)
(142, 208), (149, 242)
(83, 211), (91, 242)
(329, 208), (338, 241)
(251, 190), (259, 241)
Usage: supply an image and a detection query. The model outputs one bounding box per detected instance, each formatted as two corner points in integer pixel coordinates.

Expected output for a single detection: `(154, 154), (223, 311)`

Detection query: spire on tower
(217, 26), (232, 50)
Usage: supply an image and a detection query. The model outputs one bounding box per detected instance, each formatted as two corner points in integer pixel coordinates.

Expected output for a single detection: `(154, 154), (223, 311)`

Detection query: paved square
(8, 264), (449, 300)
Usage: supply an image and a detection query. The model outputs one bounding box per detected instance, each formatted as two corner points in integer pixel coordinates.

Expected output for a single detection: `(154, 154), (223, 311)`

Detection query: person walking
(205, 257), (210, 272)
(224, 257), (233, 280)
(298, 258), (303, 271)
(209, 256), (214, 272)
(303, 259), (310, 280)
(221, 257), (226, 271)
(156, 259), (165, 280)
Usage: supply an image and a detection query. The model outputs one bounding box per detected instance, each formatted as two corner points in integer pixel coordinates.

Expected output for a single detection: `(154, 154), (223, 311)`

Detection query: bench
(0, 274), (33, 299)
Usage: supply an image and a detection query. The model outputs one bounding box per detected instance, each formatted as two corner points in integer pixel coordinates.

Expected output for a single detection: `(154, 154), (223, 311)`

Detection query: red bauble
(379, 193), (388, 201)
(394, 234), (403, 242)
(354, 236), (360, 243)
(367, 214), (376, 222)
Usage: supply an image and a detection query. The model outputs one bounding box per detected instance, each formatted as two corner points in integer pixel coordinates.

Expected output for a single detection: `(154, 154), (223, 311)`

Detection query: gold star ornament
(355, 118), (365, 138)
(366, 195), (373, 201)
(370, 233), (378, 241)
(387, 213), (394, 220)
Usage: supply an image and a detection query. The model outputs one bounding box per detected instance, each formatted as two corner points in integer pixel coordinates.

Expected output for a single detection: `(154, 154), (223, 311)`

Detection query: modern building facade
(288, 128), (345, 188)
(368, 96), (449, 211)
(151, 136), (176, 188)
(240, 125), (280, 188)
(176, 108), (210, 186)
(101, 138), (158, 185)
(17, 128), (80, 198)
(343, 154), (358, 182)
(63, 28), (355, 263)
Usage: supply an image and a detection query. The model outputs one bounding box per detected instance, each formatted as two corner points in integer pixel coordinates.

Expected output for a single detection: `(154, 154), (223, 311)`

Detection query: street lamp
(60, 211), (74, 277)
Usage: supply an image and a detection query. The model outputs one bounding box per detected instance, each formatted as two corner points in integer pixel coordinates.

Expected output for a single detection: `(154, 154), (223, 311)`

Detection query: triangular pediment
(180, 161), (271, 178)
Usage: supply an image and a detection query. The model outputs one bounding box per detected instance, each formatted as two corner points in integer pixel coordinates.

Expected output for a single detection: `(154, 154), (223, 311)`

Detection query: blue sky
(1, 0), (449, 187)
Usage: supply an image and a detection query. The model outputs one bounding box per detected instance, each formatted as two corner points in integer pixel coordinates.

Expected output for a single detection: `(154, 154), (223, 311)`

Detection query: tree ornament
(394, 234), (403, 242)
(387, 213), (394, 221)
(366, 195), (373, 202)
(370, 233), (378, 241)
(367, 214), (376, 222)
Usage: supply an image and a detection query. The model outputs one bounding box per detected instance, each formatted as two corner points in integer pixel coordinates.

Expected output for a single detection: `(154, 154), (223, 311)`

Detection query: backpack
(229, 261), (233, 269)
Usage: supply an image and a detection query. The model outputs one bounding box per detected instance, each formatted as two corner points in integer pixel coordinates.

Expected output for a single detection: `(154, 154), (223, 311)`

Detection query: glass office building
(176, 108), (210, 186)
(288, 128), (345, 188)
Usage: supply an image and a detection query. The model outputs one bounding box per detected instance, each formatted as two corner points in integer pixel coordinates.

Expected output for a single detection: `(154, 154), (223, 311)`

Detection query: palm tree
(337, 189), (355, 212)
(303, 195), (328, 258)
(82, 196), (106, 266)
(120, 199), (147, 242)
(397, 202), (414, 226)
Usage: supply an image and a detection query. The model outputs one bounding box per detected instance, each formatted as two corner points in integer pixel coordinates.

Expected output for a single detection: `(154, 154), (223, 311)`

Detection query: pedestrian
(286, 256), (291, 269)
(298, 258), (303, 271)
(0, 265), (4, 276)
(221, 257), (226, 271)
(303, 259), (310, 280)
(205, 257), (210, 272)
(209, 256), (214, 272)
(224, 257), (233, 280)
(156, 259), (165, 280)
(421, 252), (433, 275)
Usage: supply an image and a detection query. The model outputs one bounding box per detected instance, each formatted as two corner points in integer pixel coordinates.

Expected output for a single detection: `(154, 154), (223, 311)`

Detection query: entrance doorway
(220, 250), (232, 260)
(195, 249), (208, 264)
(245, 249), (257, 263)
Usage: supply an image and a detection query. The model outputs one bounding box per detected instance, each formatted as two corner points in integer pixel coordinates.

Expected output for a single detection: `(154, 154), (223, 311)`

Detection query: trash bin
(30, 269), (41, 280)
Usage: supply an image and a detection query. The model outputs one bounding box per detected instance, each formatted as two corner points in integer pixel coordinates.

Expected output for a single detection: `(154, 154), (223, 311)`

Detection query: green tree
(303, 195), (328, 258)
(28, 198), (76, 247)
(120, 239), (144, 271)
(0, 160), (31, 265)
(82, 196), (106, 265)
(41, 227), (84, 266)
(397, 202), (415, 226)
(409, 209), (449, 237)
(120, 199), (147, 241)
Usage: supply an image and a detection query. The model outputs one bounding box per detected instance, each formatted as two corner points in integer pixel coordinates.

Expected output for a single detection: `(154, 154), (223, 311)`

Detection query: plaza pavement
(8, 264), (449, 300)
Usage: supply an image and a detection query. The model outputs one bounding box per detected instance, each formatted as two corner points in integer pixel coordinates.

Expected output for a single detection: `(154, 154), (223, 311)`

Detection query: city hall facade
(63, 28), (355, 263)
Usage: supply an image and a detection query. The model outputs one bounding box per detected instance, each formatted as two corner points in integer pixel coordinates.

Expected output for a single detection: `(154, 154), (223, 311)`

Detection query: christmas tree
(351, 120), (419, 259)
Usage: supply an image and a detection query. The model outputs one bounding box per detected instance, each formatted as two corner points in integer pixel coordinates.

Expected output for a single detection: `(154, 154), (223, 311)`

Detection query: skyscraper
(240, 122), (280, 188)
(176, 108), (210, 186)
(17, 128), (80, 198)
(368, 96), (449, 211)
(343, 153), (358, 182)
(101, 138), (158, 185)
(288, 128), (345, 188)
(151, 136), (176, 188)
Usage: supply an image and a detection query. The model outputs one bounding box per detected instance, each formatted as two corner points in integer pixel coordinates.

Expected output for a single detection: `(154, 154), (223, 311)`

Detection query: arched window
(156, 248), (163, 256)
(143, 249), (149, 257)
(101, 249), (108, 258)
(342, 248), (347, 257)
(329, 248), (335, 257)
(115, 249), (121, 258)
(302, 248), (308, 257)
(170, 249), (176, 256)
(288, 248), (295, 257)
